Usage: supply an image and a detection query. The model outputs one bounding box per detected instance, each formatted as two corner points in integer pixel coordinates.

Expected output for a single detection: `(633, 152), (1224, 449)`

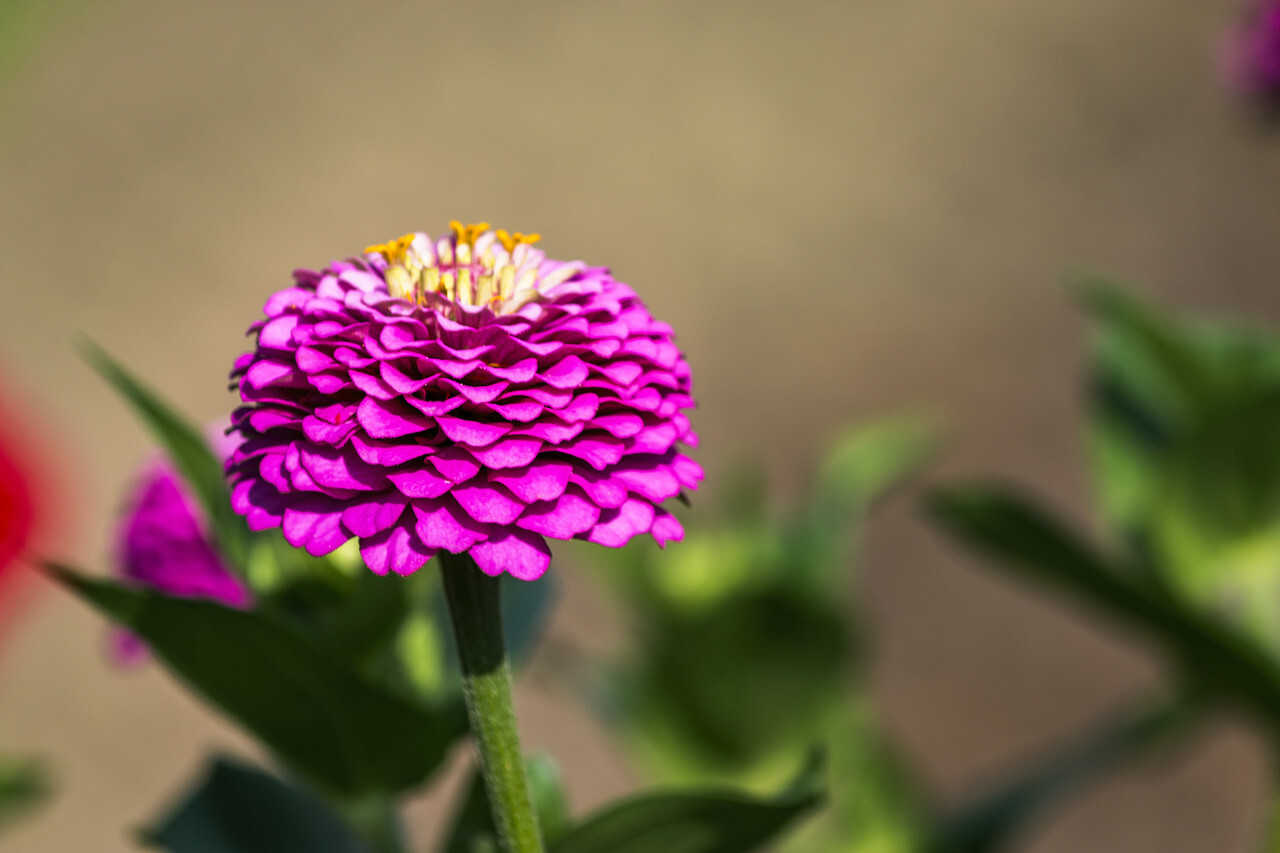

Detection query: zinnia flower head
(113, 435), (249, 663)
(1224, 1), (1280, 100)
(228, 223), (701, 581)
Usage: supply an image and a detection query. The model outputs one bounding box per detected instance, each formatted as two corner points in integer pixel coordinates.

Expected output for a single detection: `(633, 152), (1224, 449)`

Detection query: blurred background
(2, 0), (1280, 850)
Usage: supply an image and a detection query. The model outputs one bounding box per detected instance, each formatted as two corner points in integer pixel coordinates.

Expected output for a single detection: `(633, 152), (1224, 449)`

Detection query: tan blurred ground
(2, 0), (1279, 850)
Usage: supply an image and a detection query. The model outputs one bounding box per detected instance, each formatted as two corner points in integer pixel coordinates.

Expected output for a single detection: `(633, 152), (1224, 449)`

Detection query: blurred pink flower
(1224, 1), (1280, 99)
(112, 430), (248, 665)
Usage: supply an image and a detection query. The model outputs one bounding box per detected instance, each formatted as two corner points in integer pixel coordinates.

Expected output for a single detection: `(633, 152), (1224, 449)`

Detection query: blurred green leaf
(928, 692), (1198, 853)
(143, 757), (370, 853)
(783, 416), (937, 594)
(267, 568), (411, 669)
(0, 756), (49, 831)
(628, 592), (850, 768)
(50, 564), (467, 798)
(1082, 283), (1280, 646)
(927, 486), (1280, 738)
(81, 340), (248, 568)
(548, 751), (824, 853)
(440, 754), (572, 853)
(817, 416), (938, 510)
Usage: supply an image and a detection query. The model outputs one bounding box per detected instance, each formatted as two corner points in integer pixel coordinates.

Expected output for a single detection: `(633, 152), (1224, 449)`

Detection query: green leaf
(0, 756), (49, 831)
(548, 751), (824, 853)
(143, 757), (370, 853)
(789, 416), (937, 590)
(439, 754), (572, 853)
(927, 486), (1280, 738)
(817, 416), (938, 510)
(627, 592), (850, 767)
(929, 692), (1198, 853)
(50, 565), (467, 798)
(80, 340), (248, 568)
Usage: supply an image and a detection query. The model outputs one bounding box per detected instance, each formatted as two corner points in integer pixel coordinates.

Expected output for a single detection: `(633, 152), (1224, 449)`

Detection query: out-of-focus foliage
(1084, 284), (1280, 650)
(144, 757), (371, 853)
(580, 409), (1204, 853)
(930, 283), (1280, 852)
(0, 756), (49, 832)
(578, 418), (936, 851)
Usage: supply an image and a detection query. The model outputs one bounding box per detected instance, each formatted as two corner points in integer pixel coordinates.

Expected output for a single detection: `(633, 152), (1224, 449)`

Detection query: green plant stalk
(440, 552), (544, 853)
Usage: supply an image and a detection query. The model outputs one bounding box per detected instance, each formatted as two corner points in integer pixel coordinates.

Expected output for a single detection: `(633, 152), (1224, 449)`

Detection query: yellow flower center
(364, 222), (544, 313)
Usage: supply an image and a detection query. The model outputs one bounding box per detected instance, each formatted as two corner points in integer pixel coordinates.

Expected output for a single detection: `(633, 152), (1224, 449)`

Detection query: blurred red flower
(0, 428), (33, 576)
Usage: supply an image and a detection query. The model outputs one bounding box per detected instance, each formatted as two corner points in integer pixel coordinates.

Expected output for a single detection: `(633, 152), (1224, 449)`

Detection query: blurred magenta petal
(112, 426), (249, 666)
(1224, 1), (1280, 99)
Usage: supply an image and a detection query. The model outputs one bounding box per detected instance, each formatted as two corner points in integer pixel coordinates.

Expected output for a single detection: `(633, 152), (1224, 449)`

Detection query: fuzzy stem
(440, 552), (544, 853)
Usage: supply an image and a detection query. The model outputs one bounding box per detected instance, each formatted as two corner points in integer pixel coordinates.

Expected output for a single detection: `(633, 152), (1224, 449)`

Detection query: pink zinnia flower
(113, 434), (249, 663)
(228, 224), (700, 581)
(1224, 1), (1280, 99)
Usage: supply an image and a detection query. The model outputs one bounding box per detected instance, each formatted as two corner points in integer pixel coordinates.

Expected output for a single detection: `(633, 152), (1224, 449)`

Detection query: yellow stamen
(457, 267), (473, 304)
(498, 265), (515, 301)
(364, 233), (417, 264)
(385, 265), (415, 300)
(475, 272), (495, 304)
(424, 267), (441, 295)
(495, 229), (542, 253)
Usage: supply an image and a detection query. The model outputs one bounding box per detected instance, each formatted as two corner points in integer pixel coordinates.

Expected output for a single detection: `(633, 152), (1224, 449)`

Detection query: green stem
(440, 552), (544, 853)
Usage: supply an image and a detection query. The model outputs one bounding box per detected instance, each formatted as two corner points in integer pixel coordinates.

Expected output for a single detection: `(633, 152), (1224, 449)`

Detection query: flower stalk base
(440, 552), (544, 853)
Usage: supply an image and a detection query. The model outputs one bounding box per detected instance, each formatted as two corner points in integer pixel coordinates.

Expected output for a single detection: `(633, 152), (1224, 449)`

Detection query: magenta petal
(593, 412), (644, 438)
(341, 497), (408, 538)
(610, 464), (681, 503)
(650, 509), (684, 547)
(557, 434), (625, 470)
(413, 498), (490, 552)
(282, 502), (350, 556)
(516, 489), (600, 538)
(299, 445), (389, 490)
(452, 481), (526, 525)
(672, 454), (704, 489)
(351, 433), (432, 466)
(435, 415), (511, 447)
(490, 461), (571, 503)
(586, 498), (655, 547)
(470, 529), (551, 581)
(357, 397), (433, 439)
(469, 436), (543, 469)
(386, 467), (454, 499)
(541, 355), (589, 388)
(569, 467), (628, 508)
(426, 447), (482, 483)
(260, 315), (300, 349)
(359, 525), (435, 576)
